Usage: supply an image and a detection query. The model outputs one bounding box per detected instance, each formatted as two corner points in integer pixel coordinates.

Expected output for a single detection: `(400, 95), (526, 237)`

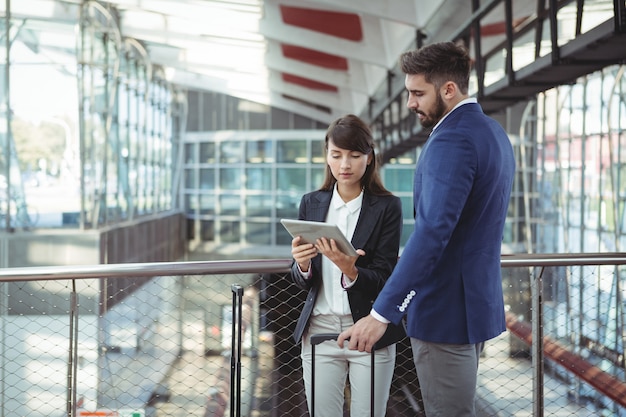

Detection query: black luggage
(310, 333), (375, 417)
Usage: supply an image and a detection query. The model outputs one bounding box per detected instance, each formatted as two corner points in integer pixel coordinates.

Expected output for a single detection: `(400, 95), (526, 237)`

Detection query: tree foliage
(10, 117), (68, 175)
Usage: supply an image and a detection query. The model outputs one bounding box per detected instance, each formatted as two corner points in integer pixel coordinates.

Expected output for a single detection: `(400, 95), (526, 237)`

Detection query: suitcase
(230, 284), (244, 417)
(310, 333), (375, 417)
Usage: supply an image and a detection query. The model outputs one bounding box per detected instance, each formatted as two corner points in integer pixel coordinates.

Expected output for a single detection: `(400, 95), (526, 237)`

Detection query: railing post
(231, 284), (243, 417)
(1, 281), (5, 417)
(531, 267), (545, 417)
(67, 281), (79, 417)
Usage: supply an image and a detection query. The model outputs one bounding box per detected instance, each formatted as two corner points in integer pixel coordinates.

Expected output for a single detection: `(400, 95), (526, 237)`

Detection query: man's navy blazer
(373, 102), (516, 344)
(290, 190), (406, 349)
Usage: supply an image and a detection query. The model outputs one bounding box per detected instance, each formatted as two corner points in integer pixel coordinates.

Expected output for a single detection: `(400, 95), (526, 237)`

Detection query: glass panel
(200, 142), (216, 164)
(219, 168), (242, 190)
(276, 221), (293, 245)
(185, 194), (197, 215)
(7, 16), (80, 229)
(219, 194), (240, 216)
(276, 195), (299, 219)
(246, 195), (273, 217)
(277, 167), (305, 191)
(277, 140), (307, 163)
(246, 140), (274, 163)
(220, 141), (242, 163)
(199, 194), (216, 215)
(245, 221), (271, 244)
(200, 168), (215, 190)
(311, 166), (325, 189)
(382, 168), (414, 192)
(185, 169), (196, 189)
(245, 167), (271, 190)
(220, 220), (240, 243)
(185, 143), (197, 164)
(400, 196), (413, 219)
(311, 141), (325, 164)
(200, 219), (215, 241)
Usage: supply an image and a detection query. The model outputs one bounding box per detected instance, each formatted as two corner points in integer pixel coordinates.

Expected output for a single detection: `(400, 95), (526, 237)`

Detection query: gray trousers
(411, 338), (484, 417)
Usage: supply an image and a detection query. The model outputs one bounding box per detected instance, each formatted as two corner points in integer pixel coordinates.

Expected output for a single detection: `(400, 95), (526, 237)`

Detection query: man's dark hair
(399, 41), (471, 94)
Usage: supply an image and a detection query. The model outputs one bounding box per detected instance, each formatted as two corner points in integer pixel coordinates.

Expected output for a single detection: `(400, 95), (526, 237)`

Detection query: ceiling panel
(4, 0), (473, 123)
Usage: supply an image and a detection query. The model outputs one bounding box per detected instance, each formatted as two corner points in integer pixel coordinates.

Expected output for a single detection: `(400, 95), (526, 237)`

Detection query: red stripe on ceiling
(481, 17), (530, 36)
(280, 5), (363, 41)
(282, 73), (338, 92)
(281, 44), (348, 70)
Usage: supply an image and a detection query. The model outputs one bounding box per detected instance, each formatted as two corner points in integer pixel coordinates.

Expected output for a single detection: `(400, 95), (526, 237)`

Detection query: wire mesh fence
(0, 258), (625, 417)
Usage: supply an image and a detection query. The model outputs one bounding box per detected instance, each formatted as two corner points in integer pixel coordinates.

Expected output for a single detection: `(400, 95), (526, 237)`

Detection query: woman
(289, 114), (405, 417)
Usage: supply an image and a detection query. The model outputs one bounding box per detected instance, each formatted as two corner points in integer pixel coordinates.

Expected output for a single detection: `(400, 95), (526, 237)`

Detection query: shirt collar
(431, 97), (477, 134)
(331, 184), (364, 214)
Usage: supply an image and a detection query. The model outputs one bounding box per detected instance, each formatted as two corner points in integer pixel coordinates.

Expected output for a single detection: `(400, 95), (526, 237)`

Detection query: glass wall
(0, 4), (80, 230)
(533, 65), (626, 254)
(526, 64), (626, 412)
(0, 1), (184, 231)
(77, 3), (183, 228)
(184, 130), (419, 256)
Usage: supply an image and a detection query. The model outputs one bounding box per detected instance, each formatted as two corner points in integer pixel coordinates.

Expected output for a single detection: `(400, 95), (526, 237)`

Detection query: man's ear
(441, 81), (457, 99)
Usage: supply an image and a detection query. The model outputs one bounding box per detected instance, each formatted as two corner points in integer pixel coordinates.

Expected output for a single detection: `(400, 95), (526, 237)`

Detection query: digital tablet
(280, 219), (358, 256)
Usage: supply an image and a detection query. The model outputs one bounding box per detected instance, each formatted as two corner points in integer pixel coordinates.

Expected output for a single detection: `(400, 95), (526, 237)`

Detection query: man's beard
(415, 93), (446, 129)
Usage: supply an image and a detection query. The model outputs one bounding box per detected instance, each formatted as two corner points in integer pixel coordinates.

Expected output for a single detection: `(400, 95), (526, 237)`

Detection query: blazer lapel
(351, 193), (379, 249)
(307, 191), (332, 272)
(307, 191), (332, 222)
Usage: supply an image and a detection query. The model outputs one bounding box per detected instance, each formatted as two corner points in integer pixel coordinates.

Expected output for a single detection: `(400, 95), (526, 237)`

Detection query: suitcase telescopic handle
(310, 332), (375, 417)
(310, 332), (342, 346)
(231, 284), (243, 296)
(310, 332), (378, 350)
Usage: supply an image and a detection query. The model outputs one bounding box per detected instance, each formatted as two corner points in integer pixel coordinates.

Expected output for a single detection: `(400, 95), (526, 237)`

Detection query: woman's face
(326, 139), (371, 191)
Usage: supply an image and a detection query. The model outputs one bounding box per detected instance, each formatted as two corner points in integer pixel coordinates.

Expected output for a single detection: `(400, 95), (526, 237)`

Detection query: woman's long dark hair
(319, 114), (391, 196)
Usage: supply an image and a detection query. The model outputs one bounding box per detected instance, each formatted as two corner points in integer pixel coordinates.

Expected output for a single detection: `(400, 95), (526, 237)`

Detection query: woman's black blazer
(290, 190), (406, 349)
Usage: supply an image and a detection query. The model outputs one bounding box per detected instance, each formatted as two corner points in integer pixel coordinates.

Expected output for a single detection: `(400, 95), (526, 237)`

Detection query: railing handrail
(500, 252), (626, 267)
(0, 258), (293, 282)
(0, 252), (625, 282)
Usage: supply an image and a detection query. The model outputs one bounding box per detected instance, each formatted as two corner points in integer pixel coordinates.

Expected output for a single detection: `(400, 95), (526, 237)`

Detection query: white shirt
(312, 185), (363, 316)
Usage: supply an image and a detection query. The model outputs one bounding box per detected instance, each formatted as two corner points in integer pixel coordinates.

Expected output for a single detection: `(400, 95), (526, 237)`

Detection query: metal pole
(3, 0), (11, 232)
(1, 3), (10, 417)
(531, 267), (545, 417)
(66, 282), (79, 417)
(230, 284), (243, 417)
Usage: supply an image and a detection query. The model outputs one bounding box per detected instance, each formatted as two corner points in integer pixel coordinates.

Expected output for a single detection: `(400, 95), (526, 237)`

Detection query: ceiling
(5, 0), (537, 124)
(107, 0), (466, 123)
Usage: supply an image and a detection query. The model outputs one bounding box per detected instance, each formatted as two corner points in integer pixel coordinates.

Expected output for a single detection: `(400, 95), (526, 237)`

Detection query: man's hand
(337, 314), (388, 353)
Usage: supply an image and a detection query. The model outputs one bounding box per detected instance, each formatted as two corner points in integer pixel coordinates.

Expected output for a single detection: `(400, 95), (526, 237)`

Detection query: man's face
(405, 73), (447, 129)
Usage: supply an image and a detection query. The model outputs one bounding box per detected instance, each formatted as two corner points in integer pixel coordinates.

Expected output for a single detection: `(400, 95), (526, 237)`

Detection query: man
(337, 41), (516, 417)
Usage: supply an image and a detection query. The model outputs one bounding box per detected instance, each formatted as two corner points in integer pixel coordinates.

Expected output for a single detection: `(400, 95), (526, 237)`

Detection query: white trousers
(301, 314), (396, 417)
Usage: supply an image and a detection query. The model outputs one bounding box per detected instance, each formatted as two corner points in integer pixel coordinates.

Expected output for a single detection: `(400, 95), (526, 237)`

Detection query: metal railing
(0, 253), (625, 417)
